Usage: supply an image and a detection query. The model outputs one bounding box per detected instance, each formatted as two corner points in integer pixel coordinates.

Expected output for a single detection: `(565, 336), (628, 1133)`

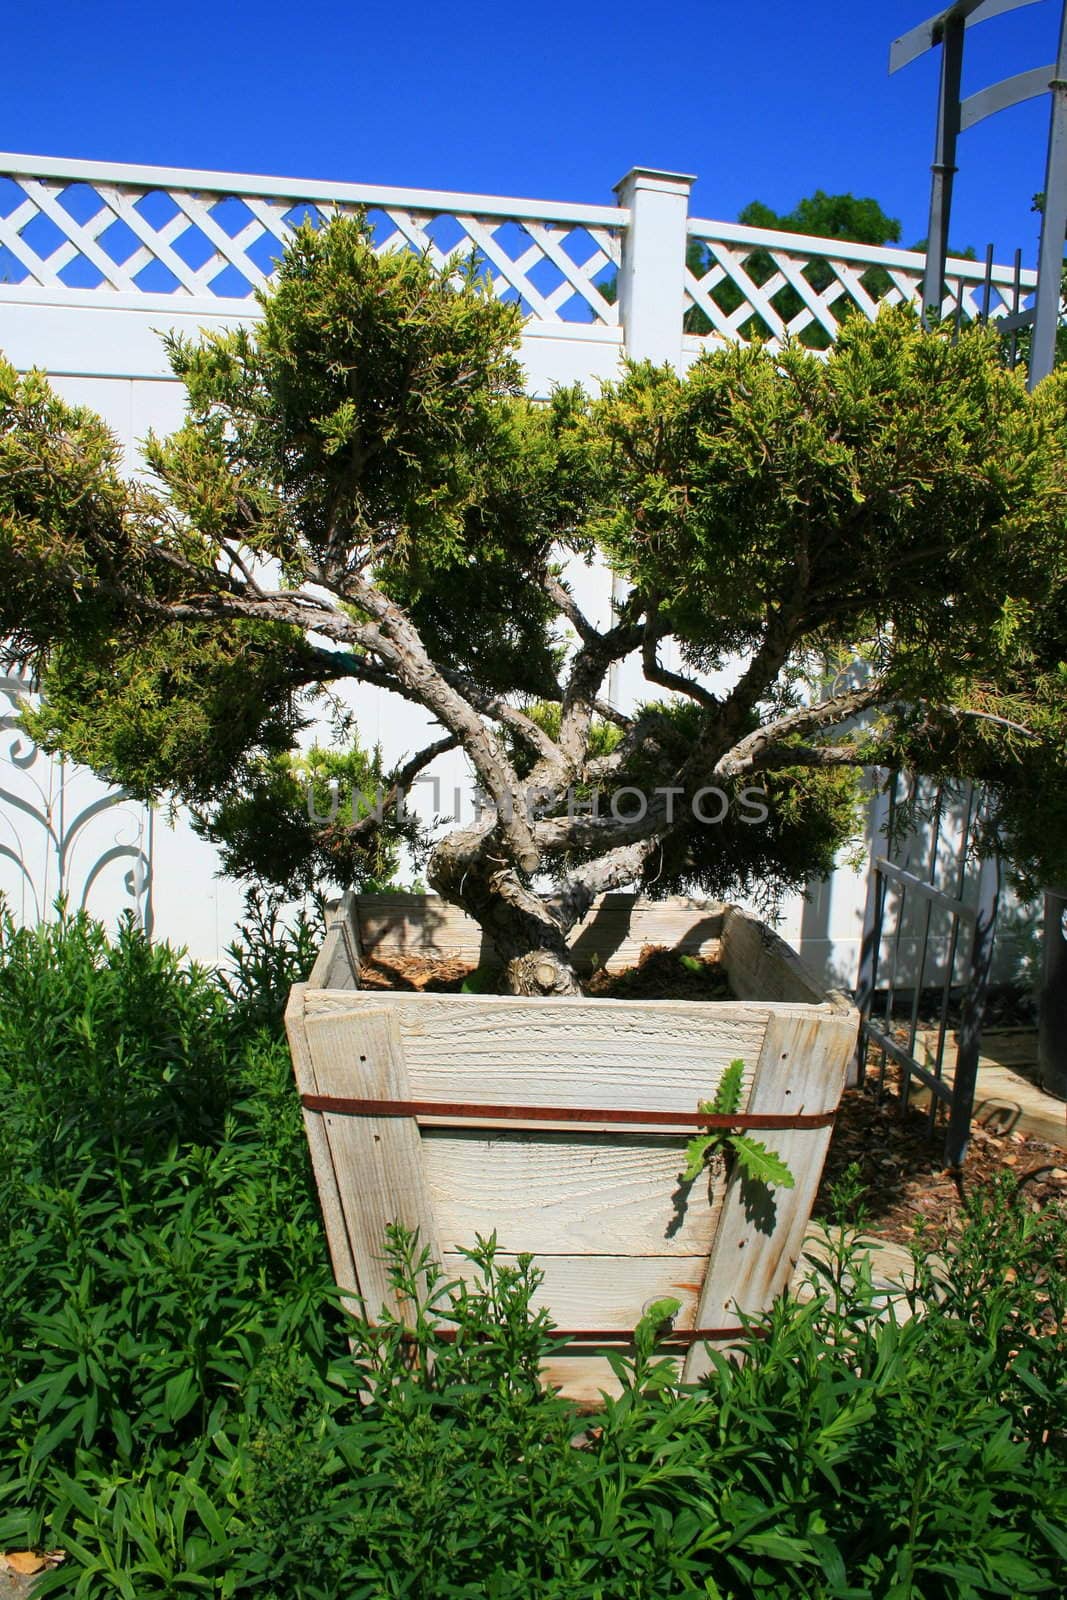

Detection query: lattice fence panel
(684, 236), (1027, 350)
(361, 207), (619, 323)
(0, 175), (620, 325)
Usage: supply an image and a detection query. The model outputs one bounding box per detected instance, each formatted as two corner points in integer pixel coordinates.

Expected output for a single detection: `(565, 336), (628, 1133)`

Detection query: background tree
(3, 218), (1066, 993)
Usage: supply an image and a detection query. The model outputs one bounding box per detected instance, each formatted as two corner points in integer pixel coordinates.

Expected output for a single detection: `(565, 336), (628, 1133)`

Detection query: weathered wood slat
(440, 1251), (711, 1328)
(682, 1009), (855, 1382)
(721, 906), (833, 1006)
(283, 983), (358, 1301)
(304, 1006), (442, 1322)
(302, 990), (769, 1112)
(425, 1130), (725, 1257)
(307, 890), (362, 990)
(539, 1354), (633, 1408)
(352, 892), (725, 974)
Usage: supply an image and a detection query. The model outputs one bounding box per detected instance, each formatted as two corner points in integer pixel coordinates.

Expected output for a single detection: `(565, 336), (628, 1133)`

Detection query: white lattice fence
(366, 208), (620, 325)
(0, 156), (621, 326)
(685, 219), (1036, 349)
(0, 154), (1039, 349)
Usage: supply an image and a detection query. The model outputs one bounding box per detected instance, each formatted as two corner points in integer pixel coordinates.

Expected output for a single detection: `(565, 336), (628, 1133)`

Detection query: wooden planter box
(286, 893), (858, 1403)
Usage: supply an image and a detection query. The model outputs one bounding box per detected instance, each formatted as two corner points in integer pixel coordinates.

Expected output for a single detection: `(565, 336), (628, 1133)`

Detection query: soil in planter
(357, 942), (735, 1001)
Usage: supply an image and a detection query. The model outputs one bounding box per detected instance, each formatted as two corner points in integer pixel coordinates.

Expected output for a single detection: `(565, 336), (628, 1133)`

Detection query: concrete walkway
(913, 1027), (1066, 1150)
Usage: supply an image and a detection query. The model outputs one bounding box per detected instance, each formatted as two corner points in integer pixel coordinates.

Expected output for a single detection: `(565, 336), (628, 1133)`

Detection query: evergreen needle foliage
(4, 216), (1067, 990)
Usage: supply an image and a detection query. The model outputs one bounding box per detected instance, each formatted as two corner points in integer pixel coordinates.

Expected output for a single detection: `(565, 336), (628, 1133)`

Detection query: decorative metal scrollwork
(0, 671), (153, 932)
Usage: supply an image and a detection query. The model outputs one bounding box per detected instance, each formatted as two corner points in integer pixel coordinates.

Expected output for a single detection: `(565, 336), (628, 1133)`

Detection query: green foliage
(64, 1197), (1067, 1595)
(740, 191), (902, 249)
(374, 395), (586, 697)
(0, 219), (600, 903)
(0, 361), (136, 658)
(150, 217), (581, 696)
(6, 215), (1067, 914)
(202, 743), (404, 897)
(1002, 201), (1067, 375)
(21, 623), (312, 805)
(680, 1058), (795, 1191)
(153, 217), (525, 561)
(588, 312), (1047, 662)
(0, 914), (1065, 1596)
(0, 904), (349, 1597)
(599, 700), (865, 908)
(220, 887), (325, 1031)
(577, 312), (1067, 887)
(502, 696), (623, 781)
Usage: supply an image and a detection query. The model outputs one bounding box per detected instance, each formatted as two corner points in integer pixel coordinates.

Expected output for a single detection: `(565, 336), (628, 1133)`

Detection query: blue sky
(3, 1), (1064, 267)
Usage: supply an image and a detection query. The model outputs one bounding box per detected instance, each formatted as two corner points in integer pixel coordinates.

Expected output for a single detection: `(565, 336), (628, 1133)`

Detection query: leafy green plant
(1, 912), (1065, 1598)
(459, 964), (500, 994)
(0, 903), (349, 1595)
(221, 885), (324, 1030)
(680, 1058), (796, 1190)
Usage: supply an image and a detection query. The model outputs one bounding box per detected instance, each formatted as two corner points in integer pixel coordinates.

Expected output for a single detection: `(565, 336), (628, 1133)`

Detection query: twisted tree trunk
(428, 823), (581, 996)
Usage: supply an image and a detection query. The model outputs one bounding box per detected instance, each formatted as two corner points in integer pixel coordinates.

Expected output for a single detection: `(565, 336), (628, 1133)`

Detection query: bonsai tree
(3, 217), (1067, 994)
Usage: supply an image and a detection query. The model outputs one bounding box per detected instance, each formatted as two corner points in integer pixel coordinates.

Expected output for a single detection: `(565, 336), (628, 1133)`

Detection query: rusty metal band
(397, 1325), (761, 1346)
(300, 1093), (835, 1131)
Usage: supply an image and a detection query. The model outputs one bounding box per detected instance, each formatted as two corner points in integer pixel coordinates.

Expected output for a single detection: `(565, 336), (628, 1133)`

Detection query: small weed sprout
(680, 1058), (796, 1191)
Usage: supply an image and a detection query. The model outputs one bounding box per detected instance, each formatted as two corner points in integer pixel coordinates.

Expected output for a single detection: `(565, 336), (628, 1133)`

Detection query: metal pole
(980, 242), (995, 320)
(1009, 247), (1023, 367)
(930, 785), (976, 1135)
(1030, 1), (1067, 386)
(924, 12), (965, 325)
(945, 851), (1000, 1169)
(854, 870), (886, 1086)
(858, 773), (900, 1099)
(1038, 888), (1067, 1096)
(906, 785), (945, 1072)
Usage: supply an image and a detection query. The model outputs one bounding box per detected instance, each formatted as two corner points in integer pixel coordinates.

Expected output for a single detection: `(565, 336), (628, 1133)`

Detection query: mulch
(813, 1064), (1066, 1244)
(356, 942), (734, 1001)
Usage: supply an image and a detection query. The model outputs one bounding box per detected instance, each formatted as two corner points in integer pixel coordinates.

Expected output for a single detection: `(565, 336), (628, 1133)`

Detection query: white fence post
(607, 169), (694, 699)
(613, 166), (695, 365)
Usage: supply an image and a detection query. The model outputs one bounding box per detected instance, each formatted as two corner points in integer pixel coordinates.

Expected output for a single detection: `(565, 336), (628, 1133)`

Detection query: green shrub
(0, 904), (349, 1595)
(0, 910), (1063, 1598)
